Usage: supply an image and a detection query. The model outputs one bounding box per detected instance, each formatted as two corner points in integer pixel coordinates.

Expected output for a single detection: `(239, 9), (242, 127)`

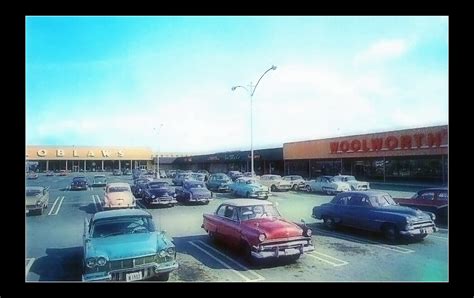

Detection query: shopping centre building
(26, 125), (447, 184)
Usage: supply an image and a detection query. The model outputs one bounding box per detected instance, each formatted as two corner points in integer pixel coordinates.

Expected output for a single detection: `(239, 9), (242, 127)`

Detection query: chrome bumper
(400, 226), (438, 236)
(149, 198), (178, 205)
(82, 261), (178, 282)
(251, 240), (314, 259)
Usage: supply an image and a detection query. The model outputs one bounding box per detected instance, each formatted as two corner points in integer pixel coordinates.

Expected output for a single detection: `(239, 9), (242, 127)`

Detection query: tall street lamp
(232, 65), (277, 177)
(154, 124), (164, 179)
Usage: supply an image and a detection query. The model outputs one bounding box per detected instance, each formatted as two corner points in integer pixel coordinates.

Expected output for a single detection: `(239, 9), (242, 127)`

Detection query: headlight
(151, 195), (155, 199)
(258, 234), (266, 242)
(429, 213), (436, 221)
(305, 229), (312, 237)
(97, 257), (107, 266)
(159, 250), (167, 257)
(166, 247), (175, 255)
(85, 257), (96, 268)
(36, 201), (42, 206)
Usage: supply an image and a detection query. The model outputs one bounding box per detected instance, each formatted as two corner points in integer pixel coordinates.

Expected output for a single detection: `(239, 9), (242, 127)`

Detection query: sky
(26, 16), (448, 154)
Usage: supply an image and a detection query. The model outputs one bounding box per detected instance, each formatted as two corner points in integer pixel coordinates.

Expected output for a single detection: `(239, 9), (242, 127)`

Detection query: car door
(311, 177), (322, 191)
(215, 205), (241, 248)
(344, 194), (372, 230)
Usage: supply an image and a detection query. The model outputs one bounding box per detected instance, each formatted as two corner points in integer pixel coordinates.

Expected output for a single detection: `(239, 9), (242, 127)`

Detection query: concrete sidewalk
(369, 181), (447, 189)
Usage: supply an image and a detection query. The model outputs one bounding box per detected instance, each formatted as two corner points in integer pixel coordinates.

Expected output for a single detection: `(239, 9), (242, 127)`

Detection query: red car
(394, 188), (447, 222)
(202, 199), (314, 262)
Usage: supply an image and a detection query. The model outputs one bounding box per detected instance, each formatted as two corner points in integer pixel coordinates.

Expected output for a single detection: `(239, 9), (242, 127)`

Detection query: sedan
(26, 186), (49, 215)
(176, 181), (212, 204)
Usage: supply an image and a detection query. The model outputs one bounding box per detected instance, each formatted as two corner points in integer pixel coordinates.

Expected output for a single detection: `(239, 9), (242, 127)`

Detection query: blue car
(176, 180), (212, 204)
(206, 173), (232, 192)
(82, 209), (178, 282)
(142, 180), (178, 207)
(229, 177), (269, 200)
(312, 191), (438, 242)
(71, 176), (88, 190)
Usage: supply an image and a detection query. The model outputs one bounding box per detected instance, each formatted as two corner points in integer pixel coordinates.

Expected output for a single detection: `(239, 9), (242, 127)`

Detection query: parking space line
(52, 196), (65, 215)
(91, 195), (99, 212)
(48, 196), (60, 215)
(189, 241), (264, 282)
(26, 258), (35, 278)
(428, 235), (448, 240)
(306, 252), (348, 267)
(194, 240), (265, 281)
(313, 228), (415, 254)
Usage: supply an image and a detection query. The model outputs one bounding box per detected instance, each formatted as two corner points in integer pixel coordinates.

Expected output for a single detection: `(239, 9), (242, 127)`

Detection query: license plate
(126, 271), (143, 282)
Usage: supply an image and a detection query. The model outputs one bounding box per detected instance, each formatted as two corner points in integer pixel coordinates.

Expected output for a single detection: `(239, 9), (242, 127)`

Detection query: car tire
(292, 184), (298, 191)
(271, 185), (277, 192)
(305, 185), (312, 192)
(38, 208), (43, 215)
(287, 254), (301, 262)
(241, 241), (254, 264)
(323, 216), (336, 230)
(382, 224), (399, 243)
(246, 191), (251, 198)
(325, 189), (333, 195)
(154, 272), (170, 281)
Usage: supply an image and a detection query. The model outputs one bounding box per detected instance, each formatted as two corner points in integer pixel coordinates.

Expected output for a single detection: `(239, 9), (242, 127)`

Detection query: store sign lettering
(34, 149), (127, 158)
(329, 130), (447, 154)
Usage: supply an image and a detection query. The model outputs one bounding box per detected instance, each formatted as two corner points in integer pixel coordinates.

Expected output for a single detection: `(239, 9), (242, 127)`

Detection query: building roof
(219, 199), (273, 207)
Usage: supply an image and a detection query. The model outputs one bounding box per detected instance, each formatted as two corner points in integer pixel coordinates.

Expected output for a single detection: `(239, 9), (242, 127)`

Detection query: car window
(420, 192), (435, 200)
(216, 205), (226, 217)
(92, 216), (155, 238)
(335, 195), (349, 205)
(348, 195), (370, 207)
(108, 186), (130, 193)
(223, 206), (237, 220)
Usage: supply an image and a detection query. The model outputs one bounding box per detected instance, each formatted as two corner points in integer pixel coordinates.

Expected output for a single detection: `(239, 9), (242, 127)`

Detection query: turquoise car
(82, 209), (178, 282)
(229, 177), (270, 200)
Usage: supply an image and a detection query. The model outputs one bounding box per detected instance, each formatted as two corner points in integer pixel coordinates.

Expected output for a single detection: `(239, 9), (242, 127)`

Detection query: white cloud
(354, 39), (409, 65)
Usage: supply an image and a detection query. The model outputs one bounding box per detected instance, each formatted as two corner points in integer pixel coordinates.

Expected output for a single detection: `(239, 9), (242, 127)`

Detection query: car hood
(375, 205), (430, 218)
(241, 218), (302, 239)
(210, 180), (231, 185)
(347, 181), (369, 186)
(332, 181), (350, 187)
(86, 232), (172, 260)
(105, 192), (134, 204)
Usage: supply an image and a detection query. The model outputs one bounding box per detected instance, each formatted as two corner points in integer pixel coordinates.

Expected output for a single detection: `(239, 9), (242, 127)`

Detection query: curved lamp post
(232, 65), (277, 177)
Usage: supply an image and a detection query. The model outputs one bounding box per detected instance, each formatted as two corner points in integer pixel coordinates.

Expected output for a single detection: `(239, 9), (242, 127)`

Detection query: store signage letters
(34, 149), (126, 158)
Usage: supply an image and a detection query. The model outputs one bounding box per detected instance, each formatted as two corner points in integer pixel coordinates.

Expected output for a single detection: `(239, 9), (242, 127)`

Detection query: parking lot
(26, 173), (448, 282)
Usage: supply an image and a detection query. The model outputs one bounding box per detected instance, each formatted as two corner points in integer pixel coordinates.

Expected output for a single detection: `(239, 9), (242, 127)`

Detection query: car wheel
(246, 191), (251, 198)
(241, 241), (254, 264)
(350, 185), (355, 191)
(382, 224), (399, 243)
(38, 208), (43, 215)
(153, 272), (170, 281)
(323, 216), (336, 230)
(287, 254), (301, 262)
(325, 189), (333, 195)
(292, 184), (298, 191)
(271, 185), (277, 192)
(305, 185), (312, 192)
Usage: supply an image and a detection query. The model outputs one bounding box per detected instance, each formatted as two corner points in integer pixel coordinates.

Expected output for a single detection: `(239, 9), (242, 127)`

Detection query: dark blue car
(142, 181), (177, 207)
(71, 176), (88, 191)
(312, 191), (438, 242)
(176, 181), (212, 204)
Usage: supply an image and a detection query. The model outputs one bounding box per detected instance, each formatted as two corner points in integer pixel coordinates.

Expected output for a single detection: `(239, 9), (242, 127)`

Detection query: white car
(259, 175), (292, 192)
(282, 175), (306, 191)
(304, 176), (351, 195)
(332, 175), (370, 191)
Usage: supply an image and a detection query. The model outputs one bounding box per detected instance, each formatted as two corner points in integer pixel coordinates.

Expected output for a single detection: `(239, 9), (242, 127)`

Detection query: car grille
(110, 266), (155, 281)
(259, 239), (311, 251)
(109, 255), (172, 271)
(411, 220), (435, 229)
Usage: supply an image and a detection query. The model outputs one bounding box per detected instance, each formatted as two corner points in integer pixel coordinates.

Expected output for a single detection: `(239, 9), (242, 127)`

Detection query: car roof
(73, 176), (86, 179)
(94, 175), (106, 178)
(336, 190), (390, 197)
(106, 182), (130, 187)
(92, 209), (151, 221)
(26, 186), (44, 191)
(220, 199), (273, 207)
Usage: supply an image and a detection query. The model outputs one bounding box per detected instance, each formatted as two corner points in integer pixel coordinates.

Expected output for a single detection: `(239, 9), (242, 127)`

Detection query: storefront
(26, 146), (154, 172)
(284, 125), (448, 184)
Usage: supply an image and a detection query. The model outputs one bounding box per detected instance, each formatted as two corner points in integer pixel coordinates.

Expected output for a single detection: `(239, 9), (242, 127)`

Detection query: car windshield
(26, 189), (42, 196)
(149, 182), (168, 188)
(214, 175), (227, 180)
(239, 205), (281, 221)
(73, 177), (86, 181)
(108, 186), (130, 193)
(345, 176), (356, 181)
(92, 216), (155, 238)
(246, 179), (259, 184)
(369, 194), (397, 207)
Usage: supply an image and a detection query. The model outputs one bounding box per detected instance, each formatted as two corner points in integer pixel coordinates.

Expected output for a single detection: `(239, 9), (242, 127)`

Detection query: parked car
(206, 173), (232, 192)
(172, 172), (192, 186)
(202, 199), (314, 262)
(229, 177), (269, 200)
(259, 175), (292, 192)
(190, 173), (206, 182)
(176, 180), (212, 204)
(228, 171), (244, 181)
(332, 175), (370, 191)
(71, 176), (89, 191)
(113, 169), (122, 176)
(122, 169), (132, 175)
(159, 170), (167, 178)
(312, 191), (438, 242)
(27, 172), (39, 180)
(282, 175), (306, 191)
(25, 186), (49, 215)
(82, 209), (178, 281)
(103, 183), (136, 209)
(45, 170), (55, 176)
(142, 181), (177, 207)
(131, 178), (153, 199)
(59, 170), (68, 176)
(393, 188), (448, 222)
(196, 170), (210, 181)
(304, 176), (351, 195)
(92, 175), (107, 187)
(167, 170), (177, 178)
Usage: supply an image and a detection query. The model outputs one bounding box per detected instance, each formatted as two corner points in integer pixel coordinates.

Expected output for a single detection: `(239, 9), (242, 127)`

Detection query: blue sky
(26, 16), (448, 153)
